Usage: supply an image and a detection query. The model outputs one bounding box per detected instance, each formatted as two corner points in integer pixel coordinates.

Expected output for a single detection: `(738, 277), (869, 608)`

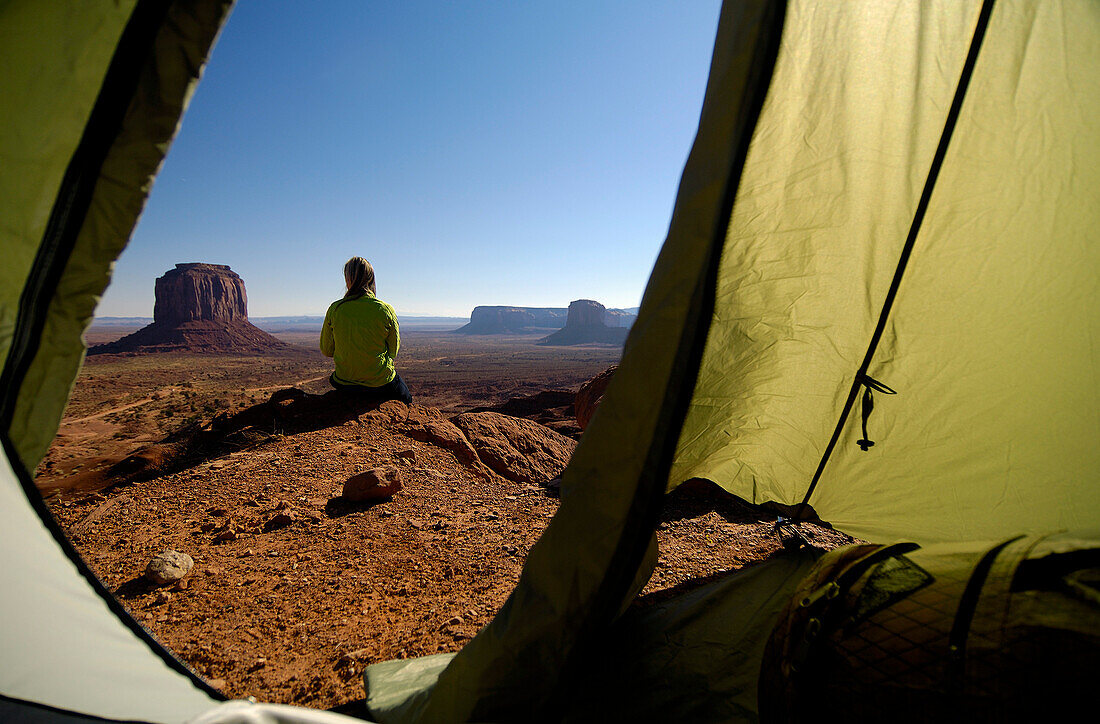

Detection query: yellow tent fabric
(673, 0), (1100, 544)
(0, 1), (135, 391)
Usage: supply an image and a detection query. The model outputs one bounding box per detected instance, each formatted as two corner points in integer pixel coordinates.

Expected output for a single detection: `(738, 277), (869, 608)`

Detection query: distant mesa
(88, 263), (288, 355)
(454, 306), (568, 334)
(454, 302), (637, 336)
(539, 300), (630, 346)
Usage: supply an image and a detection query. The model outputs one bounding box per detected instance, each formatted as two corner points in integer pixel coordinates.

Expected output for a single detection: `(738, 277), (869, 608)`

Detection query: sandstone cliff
(538, 300), (629, 346)
(89, 263), (288, 355)
(454, 306), (567, 334)
(153, 263), (248, 325)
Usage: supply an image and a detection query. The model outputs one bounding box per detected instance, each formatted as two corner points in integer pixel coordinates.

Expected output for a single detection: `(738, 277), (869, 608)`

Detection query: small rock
(396, 449), (416, 461)
(263, 512), (295, 532)
(208, 678), (226, 690)
(275, 500), (292, 511)
(447, 616), (463, 626)
(199, 521), (216, 532)
(342, 466), (402, 502)
(241, 548), (255, 557)
(407, 518), (423, 529)
(145, 550), (193, 585)
(154, 591), (172, 605)
(243, 498), (261, 507)
(213, 529), (237, 543)
(207, 507), (228, 517)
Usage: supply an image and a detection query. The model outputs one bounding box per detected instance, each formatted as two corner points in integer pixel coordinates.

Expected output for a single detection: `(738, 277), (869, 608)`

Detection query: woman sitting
(320, 256), (413, 404)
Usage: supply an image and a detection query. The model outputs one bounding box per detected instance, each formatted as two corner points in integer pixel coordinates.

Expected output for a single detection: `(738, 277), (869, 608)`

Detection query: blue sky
(98, 1), (722, 318)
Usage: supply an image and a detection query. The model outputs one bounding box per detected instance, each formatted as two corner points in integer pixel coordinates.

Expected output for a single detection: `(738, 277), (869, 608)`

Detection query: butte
(538, 300), (629, 346)
(88, 263), (288, 355)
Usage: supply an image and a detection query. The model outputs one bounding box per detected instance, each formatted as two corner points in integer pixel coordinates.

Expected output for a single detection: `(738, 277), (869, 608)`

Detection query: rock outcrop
(576, 365), (617, 430)
(451, 411), (576, 484)
(469, 390), (579, 439)
(605, 308), (638, 328)
(153, 263), (248, 325)
(454, 306), (567, 334)
(89, 263), (288, 355)
(538, 300), (629, 346)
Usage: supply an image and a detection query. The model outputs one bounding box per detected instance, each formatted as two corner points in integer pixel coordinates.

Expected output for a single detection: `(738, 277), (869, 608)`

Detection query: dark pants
(329, 372), (413, 405)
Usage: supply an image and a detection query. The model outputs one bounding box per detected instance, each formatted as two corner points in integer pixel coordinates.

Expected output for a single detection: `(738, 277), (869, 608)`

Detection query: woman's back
(320, 292), (400, 387)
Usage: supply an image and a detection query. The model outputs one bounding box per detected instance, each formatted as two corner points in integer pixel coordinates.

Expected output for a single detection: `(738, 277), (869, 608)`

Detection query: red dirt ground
(37, 331), (848, 709)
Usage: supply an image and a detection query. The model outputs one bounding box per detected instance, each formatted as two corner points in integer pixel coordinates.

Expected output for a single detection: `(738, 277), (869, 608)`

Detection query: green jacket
(320, 292), (400, 387)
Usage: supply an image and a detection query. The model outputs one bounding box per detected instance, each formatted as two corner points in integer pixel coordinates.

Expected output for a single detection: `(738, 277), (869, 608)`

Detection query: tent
(2, 0), (1097, 722)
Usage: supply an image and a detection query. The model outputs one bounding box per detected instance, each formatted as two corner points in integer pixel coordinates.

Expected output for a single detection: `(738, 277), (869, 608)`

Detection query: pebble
(154, 591), (172, 605)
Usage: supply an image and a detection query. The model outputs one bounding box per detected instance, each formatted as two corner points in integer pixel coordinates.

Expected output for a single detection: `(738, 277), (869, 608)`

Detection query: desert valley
(34, 264), (847, 711)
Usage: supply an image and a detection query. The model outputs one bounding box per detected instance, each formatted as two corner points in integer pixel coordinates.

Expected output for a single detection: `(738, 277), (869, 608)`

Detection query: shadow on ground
(101, 388), (396, 491)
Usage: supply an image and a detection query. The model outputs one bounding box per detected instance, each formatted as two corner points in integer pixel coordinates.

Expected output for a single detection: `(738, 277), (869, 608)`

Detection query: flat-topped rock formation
(605, 308), (638, 328)
(539, 300), (629, 346)
(89, 263), (288, 355)
(454, 306), (567, 334)
(153, 263), (248, 325)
